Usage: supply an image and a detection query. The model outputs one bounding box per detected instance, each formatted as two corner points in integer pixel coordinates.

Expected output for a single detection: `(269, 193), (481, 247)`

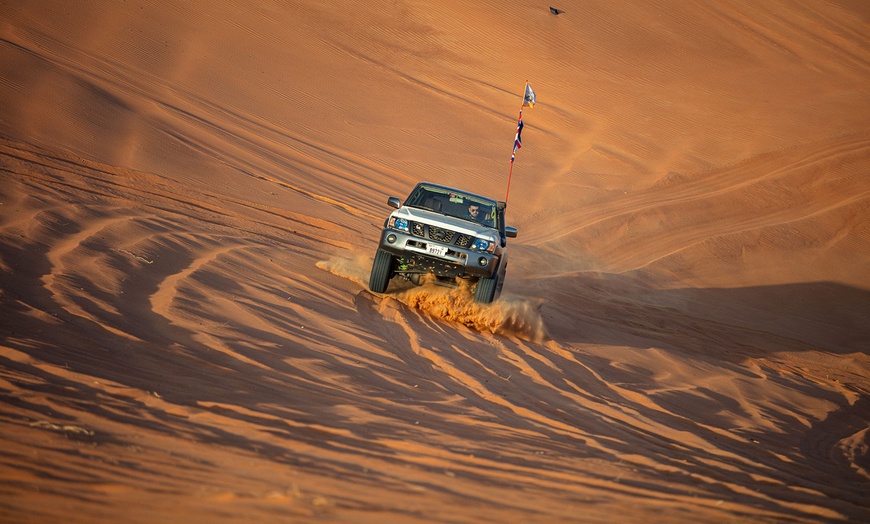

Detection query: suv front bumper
(378, 229), (499, 279)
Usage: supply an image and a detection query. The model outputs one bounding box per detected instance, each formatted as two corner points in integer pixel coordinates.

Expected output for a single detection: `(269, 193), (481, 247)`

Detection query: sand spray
(317, 254), (547, 343)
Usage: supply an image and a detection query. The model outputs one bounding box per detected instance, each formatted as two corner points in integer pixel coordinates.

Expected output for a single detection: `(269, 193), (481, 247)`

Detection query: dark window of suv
(405, 184), (500, 229)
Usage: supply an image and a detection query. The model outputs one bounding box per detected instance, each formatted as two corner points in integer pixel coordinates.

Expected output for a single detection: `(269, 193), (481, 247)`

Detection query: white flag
(523, 83), (536, 108)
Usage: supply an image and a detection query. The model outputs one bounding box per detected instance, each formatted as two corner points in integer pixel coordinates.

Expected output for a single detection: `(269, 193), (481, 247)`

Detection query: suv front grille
(409, 221), (473, 248)
(455, 234), (472, 247)
(428, 226), (455, 243)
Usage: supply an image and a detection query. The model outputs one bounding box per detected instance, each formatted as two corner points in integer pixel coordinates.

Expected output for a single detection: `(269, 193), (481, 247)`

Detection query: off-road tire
(474, 274), (499, 304)
(473, 263), (506, 304)
(369, 249), (395, 293)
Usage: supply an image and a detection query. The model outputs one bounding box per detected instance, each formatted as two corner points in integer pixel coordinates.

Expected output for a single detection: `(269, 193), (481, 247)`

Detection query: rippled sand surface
(1, 1), (869, 521)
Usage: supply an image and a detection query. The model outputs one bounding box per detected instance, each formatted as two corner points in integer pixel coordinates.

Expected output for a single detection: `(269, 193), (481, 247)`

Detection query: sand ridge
(2, 0), (870, 522)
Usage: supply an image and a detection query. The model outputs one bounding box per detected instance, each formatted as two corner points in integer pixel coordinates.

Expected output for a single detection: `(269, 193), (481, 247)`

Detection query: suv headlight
(472, 237), (496, 253)
(388, 217), (409, 232)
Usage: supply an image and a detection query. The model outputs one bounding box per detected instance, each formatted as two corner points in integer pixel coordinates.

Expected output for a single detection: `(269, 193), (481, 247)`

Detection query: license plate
(427, 244), (448, 257)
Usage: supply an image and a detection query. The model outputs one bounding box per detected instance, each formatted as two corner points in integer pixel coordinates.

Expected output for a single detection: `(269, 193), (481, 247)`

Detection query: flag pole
(505, 81), (534, 203)
(504, 109), (521, 203)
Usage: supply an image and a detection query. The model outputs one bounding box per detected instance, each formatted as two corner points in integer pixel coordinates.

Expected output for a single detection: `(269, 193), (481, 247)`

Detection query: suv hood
(393, 206), (496, 238)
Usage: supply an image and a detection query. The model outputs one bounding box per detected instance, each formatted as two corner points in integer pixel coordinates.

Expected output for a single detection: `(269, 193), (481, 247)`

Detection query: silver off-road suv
(369, 182), (518, 303)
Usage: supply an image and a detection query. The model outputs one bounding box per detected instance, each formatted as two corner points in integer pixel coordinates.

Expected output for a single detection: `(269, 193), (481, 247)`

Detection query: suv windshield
(404, 184), (500, 229)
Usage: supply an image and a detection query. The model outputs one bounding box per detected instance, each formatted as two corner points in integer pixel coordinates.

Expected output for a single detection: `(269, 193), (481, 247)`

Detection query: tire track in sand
(149, 242), (243, 325)
(38, 211), (143, 340)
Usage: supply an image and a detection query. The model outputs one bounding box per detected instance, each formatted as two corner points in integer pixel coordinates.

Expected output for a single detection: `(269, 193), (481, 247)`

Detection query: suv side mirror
(505, 226), (518, 238)
(387, 196), (401, 209)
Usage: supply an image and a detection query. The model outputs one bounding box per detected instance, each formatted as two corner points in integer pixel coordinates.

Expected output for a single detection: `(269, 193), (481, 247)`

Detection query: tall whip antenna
(505, 81), (535, 203)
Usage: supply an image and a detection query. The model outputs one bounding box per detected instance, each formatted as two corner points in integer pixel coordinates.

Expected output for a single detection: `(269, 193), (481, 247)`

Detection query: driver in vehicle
(465, 204), (481, 221)
(465, 204), (492, 226)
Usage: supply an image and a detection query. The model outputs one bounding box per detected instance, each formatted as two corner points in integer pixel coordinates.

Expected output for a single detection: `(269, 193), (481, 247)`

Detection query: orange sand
(1, 1), (869, 522)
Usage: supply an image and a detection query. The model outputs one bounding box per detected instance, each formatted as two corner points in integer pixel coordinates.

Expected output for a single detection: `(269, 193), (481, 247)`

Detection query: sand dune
(2, 0), (869, 522)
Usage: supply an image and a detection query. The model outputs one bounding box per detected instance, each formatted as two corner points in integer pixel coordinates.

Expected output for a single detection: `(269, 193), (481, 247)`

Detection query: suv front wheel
(473, 262), (506, 304)
(369, 249), (395, 293)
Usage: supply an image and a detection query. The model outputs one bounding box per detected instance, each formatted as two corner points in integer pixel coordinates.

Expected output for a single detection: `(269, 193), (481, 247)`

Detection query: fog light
(387, 234), (397, 244)
(478, 257), (488, 267)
